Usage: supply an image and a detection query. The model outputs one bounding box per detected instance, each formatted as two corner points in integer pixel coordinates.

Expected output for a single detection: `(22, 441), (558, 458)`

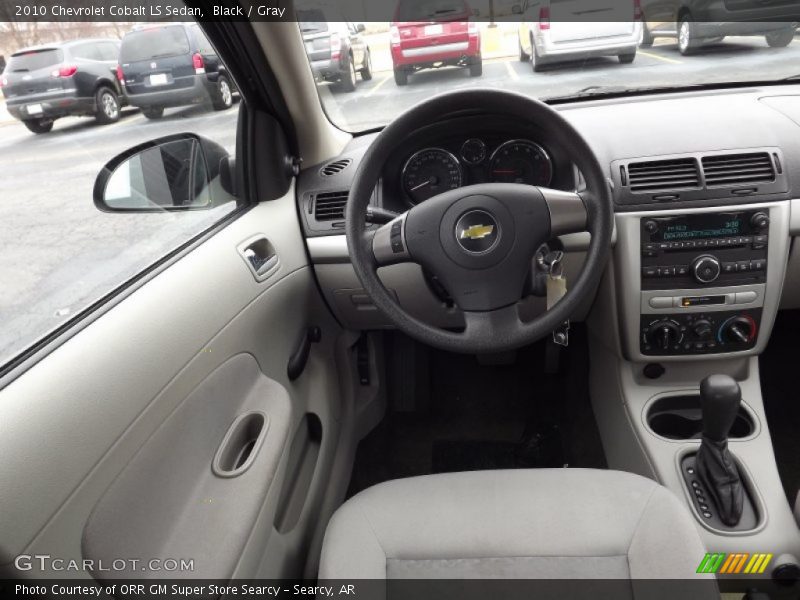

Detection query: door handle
(212, 412), (270, 478)
(238, 235), (279, 281)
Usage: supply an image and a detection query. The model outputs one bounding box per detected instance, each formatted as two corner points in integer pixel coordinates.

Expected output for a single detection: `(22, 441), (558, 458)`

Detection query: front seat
(320, 469), (713, 584)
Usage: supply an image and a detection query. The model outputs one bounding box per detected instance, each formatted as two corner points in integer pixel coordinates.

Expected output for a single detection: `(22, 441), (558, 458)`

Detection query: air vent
(313, 190), (348, 221)
(627, 158), (700, 192)
(320, 158), (352, 177)
(702, 152), (775, 187)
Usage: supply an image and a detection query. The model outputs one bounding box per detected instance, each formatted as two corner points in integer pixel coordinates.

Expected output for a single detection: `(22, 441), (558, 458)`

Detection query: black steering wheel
(345, 89), (613, 354)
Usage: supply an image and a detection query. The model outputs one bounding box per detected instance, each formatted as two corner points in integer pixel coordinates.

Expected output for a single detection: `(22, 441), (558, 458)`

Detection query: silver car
(516, 0), (643, 71)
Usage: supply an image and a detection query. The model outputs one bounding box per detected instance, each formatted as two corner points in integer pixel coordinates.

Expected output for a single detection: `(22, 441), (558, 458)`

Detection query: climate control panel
(640, 309), (761, 356)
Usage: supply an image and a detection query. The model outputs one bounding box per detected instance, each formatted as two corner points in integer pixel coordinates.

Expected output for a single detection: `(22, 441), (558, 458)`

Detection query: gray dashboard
(297, 85), (800, 348)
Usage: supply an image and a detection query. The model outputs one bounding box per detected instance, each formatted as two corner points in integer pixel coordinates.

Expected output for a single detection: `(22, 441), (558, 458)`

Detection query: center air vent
(627, 158), (700, 192)
(702, 152), (775, 187)
(320, 159), (352, 177)
(313, 190), (348, 221)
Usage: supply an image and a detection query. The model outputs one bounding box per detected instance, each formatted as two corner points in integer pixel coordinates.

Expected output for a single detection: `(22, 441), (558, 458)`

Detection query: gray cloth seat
(319, 469), (712, 582)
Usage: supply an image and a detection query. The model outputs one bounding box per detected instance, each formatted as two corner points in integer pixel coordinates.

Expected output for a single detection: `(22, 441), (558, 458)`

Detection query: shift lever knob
(700, 374), (742, 442)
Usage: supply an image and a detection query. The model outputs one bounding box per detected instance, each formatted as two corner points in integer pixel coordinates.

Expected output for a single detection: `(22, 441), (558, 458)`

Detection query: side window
(191, 25), (215, 55)
(0, 20), (240, 371)
(98, 42), (119, 62)
(71, 42), (101, 61)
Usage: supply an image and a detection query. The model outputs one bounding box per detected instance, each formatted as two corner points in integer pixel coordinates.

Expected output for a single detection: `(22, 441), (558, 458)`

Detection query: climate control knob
(645, 320), (683, 351)
(693, 255), (721, 284)
(692, 319), (713, 339)
(719, 316), (757, 345)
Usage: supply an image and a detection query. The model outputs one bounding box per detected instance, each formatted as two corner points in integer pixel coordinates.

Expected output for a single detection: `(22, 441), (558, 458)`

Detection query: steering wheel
(345, 89), (613, 354)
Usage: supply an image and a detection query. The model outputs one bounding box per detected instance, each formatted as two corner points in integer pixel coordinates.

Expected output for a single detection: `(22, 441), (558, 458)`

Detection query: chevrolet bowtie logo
(459, 224), (495, 240)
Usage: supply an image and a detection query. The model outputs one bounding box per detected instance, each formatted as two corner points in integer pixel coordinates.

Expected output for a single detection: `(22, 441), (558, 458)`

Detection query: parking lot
(2, 31), (800, 365)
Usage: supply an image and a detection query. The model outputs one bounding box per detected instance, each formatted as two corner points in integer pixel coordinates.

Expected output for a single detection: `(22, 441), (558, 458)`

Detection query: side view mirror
(93, 133), (233, 212)
(356, 23), (366, 33)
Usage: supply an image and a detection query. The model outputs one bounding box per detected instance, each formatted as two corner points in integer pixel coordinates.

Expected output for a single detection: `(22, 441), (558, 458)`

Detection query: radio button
(751, 259), (766, 271)
(660, 266), (677, 277)
(722, 262), (737, 274)
(642, 267), (658, 278)
(752, 235), (768, 249)
(677, 265), (690, 276)
(737, 261), (751, 272)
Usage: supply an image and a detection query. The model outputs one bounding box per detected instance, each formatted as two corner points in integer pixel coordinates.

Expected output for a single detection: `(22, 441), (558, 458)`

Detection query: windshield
(120, 27), (190, 63)
(300, 12), (800, 132)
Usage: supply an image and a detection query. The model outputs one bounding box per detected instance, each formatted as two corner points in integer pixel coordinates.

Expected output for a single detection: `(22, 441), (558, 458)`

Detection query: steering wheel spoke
(540, 188), (588, 236)
(371, 213), (412, 266)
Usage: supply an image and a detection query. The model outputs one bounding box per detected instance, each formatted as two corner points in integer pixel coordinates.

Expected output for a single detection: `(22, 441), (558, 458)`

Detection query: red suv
(390, 0), (481, 86)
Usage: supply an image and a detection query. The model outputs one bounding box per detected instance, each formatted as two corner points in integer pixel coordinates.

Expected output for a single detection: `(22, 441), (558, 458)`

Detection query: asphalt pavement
(1, 35), (799, 367)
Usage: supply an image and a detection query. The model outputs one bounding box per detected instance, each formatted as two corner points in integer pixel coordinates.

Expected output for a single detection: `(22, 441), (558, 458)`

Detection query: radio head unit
(641, 210), (769, 291)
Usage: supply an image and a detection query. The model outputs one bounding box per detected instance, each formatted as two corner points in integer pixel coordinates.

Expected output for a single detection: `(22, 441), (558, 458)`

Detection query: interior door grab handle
(212, 411), (270, 478)
(238, 235), (279, 282)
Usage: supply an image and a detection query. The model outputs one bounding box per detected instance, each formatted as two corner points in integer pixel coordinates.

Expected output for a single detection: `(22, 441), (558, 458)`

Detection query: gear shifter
(695, 374), (744, 526)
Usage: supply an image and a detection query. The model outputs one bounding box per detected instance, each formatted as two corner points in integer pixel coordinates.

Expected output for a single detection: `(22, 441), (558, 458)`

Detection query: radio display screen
(662, 220), (742, 240)
(645, 212), (753, 242)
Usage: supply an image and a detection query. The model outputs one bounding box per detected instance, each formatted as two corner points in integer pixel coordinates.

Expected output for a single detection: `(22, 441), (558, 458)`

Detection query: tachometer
(402, 148), (462, 204)
(489, 140), (552, 186)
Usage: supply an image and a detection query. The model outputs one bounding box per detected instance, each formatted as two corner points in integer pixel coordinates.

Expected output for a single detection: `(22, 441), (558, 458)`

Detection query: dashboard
(298, 85), (800, 362)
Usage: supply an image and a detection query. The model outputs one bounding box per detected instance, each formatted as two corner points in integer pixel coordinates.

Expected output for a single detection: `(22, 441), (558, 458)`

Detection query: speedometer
(489, 140), (552, 186)
(402, 148), (462, 204)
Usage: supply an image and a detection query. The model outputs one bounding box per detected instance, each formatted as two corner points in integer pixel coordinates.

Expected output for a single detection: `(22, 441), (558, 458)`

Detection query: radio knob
(693, 255), (721, 284)
(645, 320), (682, 351)
(750, 212), (770, 231)
(643, 219), (659, 234)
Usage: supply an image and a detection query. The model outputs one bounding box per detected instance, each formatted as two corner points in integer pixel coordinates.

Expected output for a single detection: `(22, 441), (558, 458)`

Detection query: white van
(516, 0), (643, 71)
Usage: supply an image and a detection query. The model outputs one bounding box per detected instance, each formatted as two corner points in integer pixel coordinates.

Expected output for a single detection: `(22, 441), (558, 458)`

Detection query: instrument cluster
(400, 137), (554, 205)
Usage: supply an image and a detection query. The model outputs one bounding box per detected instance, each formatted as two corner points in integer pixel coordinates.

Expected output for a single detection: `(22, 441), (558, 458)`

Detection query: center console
(589, 199), (800, 586)
(639, 208), (770, 356)
(615, 202), (791, 363)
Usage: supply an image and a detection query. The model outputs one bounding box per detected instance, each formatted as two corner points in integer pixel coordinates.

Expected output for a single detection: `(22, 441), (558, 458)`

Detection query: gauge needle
(410, 179), (433, 191)
(492, 169), (518, 175)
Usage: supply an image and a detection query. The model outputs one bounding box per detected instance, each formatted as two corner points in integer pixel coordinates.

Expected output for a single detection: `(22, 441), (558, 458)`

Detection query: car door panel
(0, 183), (344, 579)
(83, 354), (292, 580)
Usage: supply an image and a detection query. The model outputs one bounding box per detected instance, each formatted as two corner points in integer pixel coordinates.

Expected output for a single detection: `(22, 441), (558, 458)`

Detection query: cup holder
(646, 394), (754, 440)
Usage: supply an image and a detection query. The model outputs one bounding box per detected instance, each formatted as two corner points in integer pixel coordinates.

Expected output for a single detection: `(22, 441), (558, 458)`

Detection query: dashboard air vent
(627, 157), (700, 192)
(313, 191), (348, 221)
(320, 159), (352, 177)
(701, 152), (775, 187)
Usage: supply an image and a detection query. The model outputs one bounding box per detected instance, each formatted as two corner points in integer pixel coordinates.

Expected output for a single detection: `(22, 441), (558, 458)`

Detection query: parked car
(640, 0), (798, 55)
(516, 0), (642, 71)
(117, 23), (235, 119)
(299, 14), (372, 93)
(390, 0), (482, 86)
(0, 39), (125, 134)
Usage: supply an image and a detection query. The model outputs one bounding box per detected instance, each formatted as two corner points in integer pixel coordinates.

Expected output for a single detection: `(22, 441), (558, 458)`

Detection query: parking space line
(366, 74), (392, 97)
(504, 60), (519, 81)
(638, 50), (683, 64)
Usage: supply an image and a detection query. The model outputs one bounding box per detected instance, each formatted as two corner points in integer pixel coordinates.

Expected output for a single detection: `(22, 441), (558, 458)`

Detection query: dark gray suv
(118, 24), (235, 119)
(1, 39), (124, 134)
